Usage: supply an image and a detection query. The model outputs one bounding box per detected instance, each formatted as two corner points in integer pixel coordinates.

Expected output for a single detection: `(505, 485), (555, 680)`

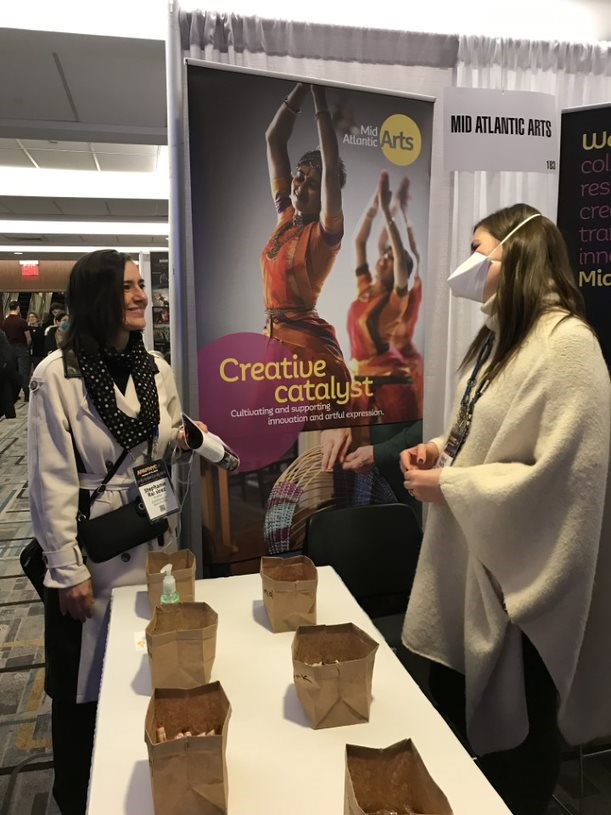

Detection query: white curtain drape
(441, 36), (611, 424)
(169, 8), (611, 450)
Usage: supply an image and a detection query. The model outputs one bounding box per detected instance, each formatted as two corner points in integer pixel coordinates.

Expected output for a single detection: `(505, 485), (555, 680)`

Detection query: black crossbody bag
(21, 441), (168, 600)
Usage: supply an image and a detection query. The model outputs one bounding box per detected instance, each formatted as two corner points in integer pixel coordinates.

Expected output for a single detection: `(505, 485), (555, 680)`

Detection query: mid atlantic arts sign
(443, 87), (559, 173)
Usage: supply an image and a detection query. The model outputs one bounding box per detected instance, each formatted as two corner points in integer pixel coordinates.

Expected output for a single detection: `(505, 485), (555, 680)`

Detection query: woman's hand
(367, 191), (379, 218)
(397, 175), (410, 214)
(59, 579), (94, 623)
(176, 420), (208, 451)
(400, 442), (439, 474)
(287, 82), (307, 111)
(320, 428), (352, 472)
(377, 171), (392, 217)
(342, 445), (374, 474)
(403, 467), (445, 504)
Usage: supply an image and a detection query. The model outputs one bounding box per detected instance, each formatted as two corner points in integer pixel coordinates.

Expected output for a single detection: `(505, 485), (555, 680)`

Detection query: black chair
(304, 502), (422, 648)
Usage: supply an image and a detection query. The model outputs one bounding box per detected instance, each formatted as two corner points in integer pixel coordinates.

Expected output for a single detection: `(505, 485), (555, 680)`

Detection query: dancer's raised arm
(265, 82), (308, 196)
(311, 84), (343, 222)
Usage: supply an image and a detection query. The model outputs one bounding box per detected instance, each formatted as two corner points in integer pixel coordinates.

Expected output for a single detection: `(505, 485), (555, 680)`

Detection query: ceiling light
(1, 245), (168, 254)
(1, 0), (166, 39)
(0, 220), (168, 236)
(0, 168), (168, 200)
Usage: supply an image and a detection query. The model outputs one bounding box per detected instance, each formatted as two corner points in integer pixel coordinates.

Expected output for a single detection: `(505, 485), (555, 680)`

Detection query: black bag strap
(70, 436), (154, 519)
(87, 448), (130, 505)
(68, 434), (130, 520)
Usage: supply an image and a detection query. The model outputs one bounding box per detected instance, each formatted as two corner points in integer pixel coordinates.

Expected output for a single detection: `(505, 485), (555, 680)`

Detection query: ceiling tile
(0, 149), (35, 168)
(0, 233), (50, 242)
(95, 154), (156, 172)
(1, 198), (62, 215)
(107, 200), (165, 217)
(80, 234), (121, 244)
(0, 31), (77, 121)
(91, 143), (158, 155)
(19, 139), (93, 151)
(54, 198), (110, 216)
(28, 150), (97, 170)
(0, 139), (21, 149)
(58, 38), (166, 128)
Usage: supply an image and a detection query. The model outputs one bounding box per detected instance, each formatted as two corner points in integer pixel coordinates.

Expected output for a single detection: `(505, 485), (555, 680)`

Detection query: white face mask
(447, 213), (542, 302)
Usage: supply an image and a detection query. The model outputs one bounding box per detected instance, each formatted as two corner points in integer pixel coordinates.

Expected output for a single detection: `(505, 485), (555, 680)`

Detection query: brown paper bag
(145, 682), (231, 815)
(146, 602), (218, 689)
(344, 740), (453, 815)
(292, 623), (378, 729)
(260, 555), (317, 632)
(146, 550), (196, 615)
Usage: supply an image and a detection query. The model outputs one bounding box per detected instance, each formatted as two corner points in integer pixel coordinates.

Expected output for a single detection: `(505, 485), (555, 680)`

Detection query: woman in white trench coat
(28, 250), (195, 815)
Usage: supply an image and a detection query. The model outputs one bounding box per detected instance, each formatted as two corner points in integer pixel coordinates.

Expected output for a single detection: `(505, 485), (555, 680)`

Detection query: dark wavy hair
(62, 249), (129, 353)
(297, 149), (347, 189)
(460, 202), (586, 382)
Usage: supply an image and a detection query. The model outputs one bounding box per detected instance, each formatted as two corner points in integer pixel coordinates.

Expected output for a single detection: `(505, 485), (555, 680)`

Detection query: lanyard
(439, 334), (494, 467)
(458, 334), (494, 421)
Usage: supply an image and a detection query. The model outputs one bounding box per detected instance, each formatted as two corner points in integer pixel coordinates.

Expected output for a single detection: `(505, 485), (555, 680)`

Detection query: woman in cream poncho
(401, 203), (611, 815)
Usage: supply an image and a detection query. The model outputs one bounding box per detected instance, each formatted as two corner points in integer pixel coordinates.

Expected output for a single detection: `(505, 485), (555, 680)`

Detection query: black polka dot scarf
(76, 331), (160, 450)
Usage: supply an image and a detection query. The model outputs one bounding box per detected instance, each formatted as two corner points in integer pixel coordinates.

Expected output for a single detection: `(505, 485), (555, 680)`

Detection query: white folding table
(87, 566), (511, 814)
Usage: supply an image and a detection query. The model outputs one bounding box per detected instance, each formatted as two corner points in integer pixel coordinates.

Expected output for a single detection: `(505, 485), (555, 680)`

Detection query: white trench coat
(28, 348), (183, 703)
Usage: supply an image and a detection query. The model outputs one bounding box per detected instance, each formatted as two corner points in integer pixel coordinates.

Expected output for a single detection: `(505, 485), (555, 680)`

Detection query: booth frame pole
(166, 1), (203, 575)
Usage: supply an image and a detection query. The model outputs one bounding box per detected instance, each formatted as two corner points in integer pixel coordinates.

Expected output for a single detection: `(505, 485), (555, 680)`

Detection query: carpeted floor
(0, 400), (58, 815)
(0, 398), (610, 814)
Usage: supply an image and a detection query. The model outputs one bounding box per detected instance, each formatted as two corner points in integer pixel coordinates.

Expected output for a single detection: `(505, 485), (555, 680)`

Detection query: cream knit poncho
(403, 309), (611, 755)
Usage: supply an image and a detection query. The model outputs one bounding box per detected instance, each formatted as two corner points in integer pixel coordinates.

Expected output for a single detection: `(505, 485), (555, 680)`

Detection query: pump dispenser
(159, 564), (180, 604)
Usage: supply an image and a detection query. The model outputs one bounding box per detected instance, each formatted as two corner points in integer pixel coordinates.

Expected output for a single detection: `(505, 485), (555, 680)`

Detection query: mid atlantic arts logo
(342, 113), (422, 166)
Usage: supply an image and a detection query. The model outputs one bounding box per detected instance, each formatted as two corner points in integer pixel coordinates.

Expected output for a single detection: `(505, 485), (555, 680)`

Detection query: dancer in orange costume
(347, 172), (419, 423)
(262, 82), (352, 422)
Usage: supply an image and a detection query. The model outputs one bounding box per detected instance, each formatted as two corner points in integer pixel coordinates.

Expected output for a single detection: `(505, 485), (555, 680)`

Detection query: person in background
(1, 300), (31, 402)
(56, 313), (70, 348)
(401, 203), (611, 815)
(27, 312), (46, 373)
(43, 310), (66, 357)
(0, 328), (20, 419)
(42, 301), (65, 331)
(28, 249), (206, 815)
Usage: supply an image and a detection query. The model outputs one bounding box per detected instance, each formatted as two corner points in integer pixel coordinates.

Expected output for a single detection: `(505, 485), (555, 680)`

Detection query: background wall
(2, 0), (609, 42)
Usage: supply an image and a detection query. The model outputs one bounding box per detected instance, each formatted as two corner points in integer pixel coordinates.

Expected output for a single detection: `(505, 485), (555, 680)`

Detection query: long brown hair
(63, 250), (128, 353)
(460, 203), (586, 382)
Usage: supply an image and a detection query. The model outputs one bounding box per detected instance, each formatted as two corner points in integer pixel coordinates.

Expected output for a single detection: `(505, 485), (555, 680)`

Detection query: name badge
(436, 451), (454, 468)
(133, 460), (179, 522)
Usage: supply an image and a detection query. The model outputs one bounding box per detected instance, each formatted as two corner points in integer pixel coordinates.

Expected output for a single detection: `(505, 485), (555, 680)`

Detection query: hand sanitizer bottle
(159, 564), (180, 604)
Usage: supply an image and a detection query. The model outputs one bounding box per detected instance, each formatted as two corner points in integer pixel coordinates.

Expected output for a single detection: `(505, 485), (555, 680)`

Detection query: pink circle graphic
(197, 332), (307, 472)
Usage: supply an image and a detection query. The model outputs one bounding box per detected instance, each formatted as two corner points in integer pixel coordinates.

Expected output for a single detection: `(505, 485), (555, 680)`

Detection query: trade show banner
(186, 62), (433, 475)
(557, 104), (611, 365)
(443, 87), (559, 173)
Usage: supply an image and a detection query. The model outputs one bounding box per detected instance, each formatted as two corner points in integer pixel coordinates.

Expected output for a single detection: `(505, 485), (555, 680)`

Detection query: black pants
(51, 698), (97, 815)
(429, 636), (561, 815)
